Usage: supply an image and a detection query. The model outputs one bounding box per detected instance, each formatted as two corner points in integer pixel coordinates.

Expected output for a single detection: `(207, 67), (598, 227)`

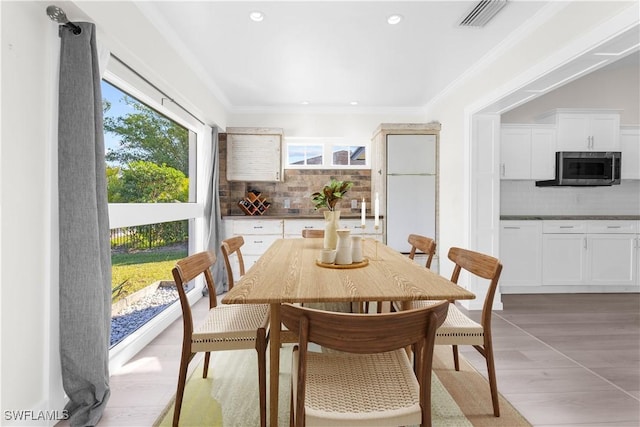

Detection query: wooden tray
(315, 258), (369, 269)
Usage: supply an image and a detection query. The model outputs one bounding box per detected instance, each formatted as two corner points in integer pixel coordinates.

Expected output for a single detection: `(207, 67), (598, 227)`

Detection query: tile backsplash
(219, 133), (371, 216)
(501, 180), (640, 215)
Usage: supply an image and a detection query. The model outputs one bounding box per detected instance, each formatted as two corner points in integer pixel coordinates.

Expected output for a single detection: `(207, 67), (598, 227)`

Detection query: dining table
(221, 236), (476, 426)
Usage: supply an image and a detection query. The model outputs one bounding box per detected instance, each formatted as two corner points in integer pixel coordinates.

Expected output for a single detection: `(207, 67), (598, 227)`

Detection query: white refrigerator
(386, 134), (436, 253)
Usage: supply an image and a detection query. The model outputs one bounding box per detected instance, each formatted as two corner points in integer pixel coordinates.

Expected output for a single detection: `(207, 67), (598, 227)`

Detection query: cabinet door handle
(253, 240), (263, 244)
(504, 226), (520, 229)
(584, 237), (588, 249)
(607, 226), (621, 229)
(501, 163), (505, 177)
(253, 226), (263, 229)
(559, 226), (574, 229)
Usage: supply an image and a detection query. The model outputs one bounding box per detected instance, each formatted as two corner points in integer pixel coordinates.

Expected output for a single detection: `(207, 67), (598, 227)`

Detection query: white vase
(323, 210), (340, 249)
(351, 235), (363, 262)
(335, 229), (352, 265)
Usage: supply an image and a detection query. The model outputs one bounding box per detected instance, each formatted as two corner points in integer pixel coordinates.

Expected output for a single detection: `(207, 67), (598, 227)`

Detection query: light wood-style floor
(58, 293), (640, 427)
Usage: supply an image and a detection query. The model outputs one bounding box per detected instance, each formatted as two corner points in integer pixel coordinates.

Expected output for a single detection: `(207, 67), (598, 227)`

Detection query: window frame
(103, 62), (209, 372)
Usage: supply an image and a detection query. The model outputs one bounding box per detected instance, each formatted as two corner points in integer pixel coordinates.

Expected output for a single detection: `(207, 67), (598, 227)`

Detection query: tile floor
(57, 293), (640, 426)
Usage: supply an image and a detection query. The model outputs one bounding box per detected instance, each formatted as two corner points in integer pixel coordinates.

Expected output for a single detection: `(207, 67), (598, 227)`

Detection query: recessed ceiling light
(301, 101), (310, 105)
(350, 101), (359, 106)
(249, 11), (264, 22)
(387, 14), (403, 25)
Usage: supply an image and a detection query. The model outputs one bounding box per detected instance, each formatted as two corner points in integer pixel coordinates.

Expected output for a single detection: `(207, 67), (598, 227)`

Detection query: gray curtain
(204, 126), (227, 294)
(58, 22), (111, 426)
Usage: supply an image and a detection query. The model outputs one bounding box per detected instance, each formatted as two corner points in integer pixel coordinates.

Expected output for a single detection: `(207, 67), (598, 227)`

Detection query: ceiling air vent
(459, 0), (507, 27)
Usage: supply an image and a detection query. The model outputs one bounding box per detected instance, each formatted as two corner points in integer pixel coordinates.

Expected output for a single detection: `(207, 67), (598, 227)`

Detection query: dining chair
(410, 246), (503, 417)
(408, 233), (437, 268)
(171, 250), (270, 427)
(301, 229), (324, 238)
(374, 233), (438, 313)
(220, 235), (246, 290)
(281, 301), (448, 427)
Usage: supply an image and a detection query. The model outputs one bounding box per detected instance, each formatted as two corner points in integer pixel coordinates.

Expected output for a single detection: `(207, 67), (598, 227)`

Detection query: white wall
(502, 52), (640, 125)
(1, 1), (64, 422)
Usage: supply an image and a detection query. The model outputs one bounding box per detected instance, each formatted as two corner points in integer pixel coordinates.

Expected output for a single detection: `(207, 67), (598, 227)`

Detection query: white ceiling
(136, 1), (553, 112)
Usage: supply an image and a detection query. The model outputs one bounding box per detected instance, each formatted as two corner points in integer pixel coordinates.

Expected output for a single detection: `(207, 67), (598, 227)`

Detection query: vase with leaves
(311, 179), (353, 249)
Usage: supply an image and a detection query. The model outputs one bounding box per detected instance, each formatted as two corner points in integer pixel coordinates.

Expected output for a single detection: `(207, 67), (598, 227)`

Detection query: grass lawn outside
(111, 247), (187, 303)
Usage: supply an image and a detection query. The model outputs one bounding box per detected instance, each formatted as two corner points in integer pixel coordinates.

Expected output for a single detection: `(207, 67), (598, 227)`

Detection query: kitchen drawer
(283, 219), (325, 236)
(587, 221), (637, 234)
(241, 234), (281, 255)
(543, 221), (587, 234)
(232, 219), (283, 235)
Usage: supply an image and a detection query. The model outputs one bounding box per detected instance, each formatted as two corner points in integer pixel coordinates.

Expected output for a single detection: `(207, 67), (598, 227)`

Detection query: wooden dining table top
(222, 237), (475, 426)
(222, 237), (476, 304)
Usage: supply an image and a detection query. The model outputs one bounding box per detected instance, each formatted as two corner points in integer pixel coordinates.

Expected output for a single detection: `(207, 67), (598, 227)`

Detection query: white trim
(108, 203), (203, 229)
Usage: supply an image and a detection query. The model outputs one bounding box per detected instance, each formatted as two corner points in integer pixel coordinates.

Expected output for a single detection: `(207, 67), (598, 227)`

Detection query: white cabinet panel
(587, 234), (636, 285)
(542, 233), (586, 285)
(500, 221), (543, 288)
(232, 219), (283, 235)
(283, 219), (325, 237)
(500, 125), (555, 180)
(620, 126), (640, 180)
(554, 112), (620, 151)
(386, 134), (436, 175)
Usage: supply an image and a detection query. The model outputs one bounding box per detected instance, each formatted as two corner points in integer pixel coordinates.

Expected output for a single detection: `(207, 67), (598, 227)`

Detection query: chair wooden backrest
(301, 229), (324, 238)
(281, 302), (449, 426)
(448, 246), (503, 335)
(221, 235), (246, 290)
(408, 234), (436, 268)
(172, 251), (218, 343)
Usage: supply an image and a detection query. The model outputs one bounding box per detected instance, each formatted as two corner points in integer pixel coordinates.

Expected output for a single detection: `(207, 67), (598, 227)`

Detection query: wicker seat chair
(410, 246), (503, 417)
(281, 301), (449, 427)
(171, 250), (270, 427)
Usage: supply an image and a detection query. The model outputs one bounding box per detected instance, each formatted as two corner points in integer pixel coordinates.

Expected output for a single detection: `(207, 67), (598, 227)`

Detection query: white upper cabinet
(226, 127), (283, 182)
(537, 109), (620, 151)
(500, 125), (555, 180)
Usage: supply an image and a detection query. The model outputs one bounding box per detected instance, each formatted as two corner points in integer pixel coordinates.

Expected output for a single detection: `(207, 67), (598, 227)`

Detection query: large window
(102, 73), (202, 359)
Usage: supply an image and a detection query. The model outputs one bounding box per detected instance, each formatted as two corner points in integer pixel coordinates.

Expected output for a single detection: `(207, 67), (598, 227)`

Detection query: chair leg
(452, 345), (460, 371)
(202, 351), (211, 378)
(256, 331), (268, 427)
(173, 349), (192, 427)
(483, 343), (500, 417)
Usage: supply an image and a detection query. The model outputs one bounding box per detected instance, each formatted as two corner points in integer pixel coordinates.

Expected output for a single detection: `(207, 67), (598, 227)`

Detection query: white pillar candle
(361, 198), (366, 226)
(374, 193), (379, 227)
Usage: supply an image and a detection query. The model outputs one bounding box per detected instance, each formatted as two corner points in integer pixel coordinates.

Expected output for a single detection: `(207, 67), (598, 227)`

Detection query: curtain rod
(109, 54), (206, 126)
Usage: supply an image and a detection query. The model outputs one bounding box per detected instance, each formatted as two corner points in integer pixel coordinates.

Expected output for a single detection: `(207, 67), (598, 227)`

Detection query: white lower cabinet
(502, 219), (639, 293)
(226, 219), (284, 275)
(541, 220), (638, 290)
(500, 221), (543, 291)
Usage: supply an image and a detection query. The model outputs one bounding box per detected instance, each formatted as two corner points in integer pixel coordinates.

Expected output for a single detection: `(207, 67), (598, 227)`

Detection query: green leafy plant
(311, 179), (353, 211)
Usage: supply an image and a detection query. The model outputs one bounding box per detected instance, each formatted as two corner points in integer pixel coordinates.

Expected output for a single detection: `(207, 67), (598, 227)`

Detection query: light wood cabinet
(226, 127), (283, 182)
(500, 125), (555, 180)
(537, 109), (620, 151)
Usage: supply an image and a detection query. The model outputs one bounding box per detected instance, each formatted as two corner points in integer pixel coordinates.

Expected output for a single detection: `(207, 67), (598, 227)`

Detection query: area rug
(155, 345), (530, 427)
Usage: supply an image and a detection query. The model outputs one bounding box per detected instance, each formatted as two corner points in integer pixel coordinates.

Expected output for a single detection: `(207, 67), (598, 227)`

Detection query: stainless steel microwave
(535, 151), (621, 187)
